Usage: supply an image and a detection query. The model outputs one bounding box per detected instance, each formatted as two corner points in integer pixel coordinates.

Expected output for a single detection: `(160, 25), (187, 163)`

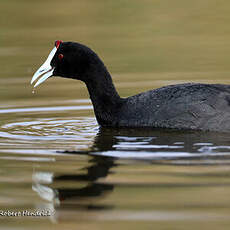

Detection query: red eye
(58, 54), (64, 60)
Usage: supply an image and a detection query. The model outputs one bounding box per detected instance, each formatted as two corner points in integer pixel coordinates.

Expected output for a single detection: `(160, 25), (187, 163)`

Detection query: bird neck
(85, 67), (123, 126)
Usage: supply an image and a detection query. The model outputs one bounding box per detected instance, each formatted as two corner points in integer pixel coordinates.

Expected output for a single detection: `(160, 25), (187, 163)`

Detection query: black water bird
(31, 41), (230, 132)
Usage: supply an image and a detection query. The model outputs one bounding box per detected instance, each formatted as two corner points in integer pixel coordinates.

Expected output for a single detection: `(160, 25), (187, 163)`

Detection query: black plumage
(33, 41), (230, 132)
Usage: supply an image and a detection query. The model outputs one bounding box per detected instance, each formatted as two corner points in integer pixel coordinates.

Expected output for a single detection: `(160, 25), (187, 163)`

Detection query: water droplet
(32, 89), (35, 94)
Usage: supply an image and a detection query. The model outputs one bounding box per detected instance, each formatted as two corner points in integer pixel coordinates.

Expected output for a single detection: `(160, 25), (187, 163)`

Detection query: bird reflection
(33, 128), (119, 212)
(33, 127), (230, 213)
(55, 155), (116, 211)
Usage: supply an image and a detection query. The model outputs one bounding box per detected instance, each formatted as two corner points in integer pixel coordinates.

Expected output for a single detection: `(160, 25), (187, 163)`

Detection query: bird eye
(58, 54), (64, 60)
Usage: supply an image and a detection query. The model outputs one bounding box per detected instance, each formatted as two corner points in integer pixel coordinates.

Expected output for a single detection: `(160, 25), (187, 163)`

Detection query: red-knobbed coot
(31, 41), (230, 132)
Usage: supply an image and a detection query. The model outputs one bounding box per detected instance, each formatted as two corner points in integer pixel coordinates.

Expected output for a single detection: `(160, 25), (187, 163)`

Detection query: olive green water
(1, 0), (230, 229)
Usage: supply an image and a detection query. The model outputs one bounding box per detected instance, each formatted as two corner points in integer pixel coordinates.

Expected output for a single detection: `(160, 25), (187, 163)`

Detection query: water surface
(1, 0), (230, 229)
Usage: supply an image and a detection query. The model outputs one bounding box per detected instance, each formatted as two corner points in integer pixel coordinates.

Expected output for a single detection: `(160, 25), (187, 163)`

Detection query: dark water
(2, 0), (230, 229)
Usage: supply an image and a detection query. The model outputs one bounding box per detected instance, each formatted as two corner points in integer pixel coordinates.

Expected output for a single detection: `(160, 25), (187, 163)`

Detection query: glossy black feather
(51, 42), (230, 132)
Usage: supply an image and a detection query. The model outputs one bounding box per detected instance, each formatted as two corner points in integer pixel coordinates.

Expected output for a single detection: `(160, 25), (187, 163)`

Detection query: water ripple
(0, 115), (98, 150)
(0, 105), (93, 114)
